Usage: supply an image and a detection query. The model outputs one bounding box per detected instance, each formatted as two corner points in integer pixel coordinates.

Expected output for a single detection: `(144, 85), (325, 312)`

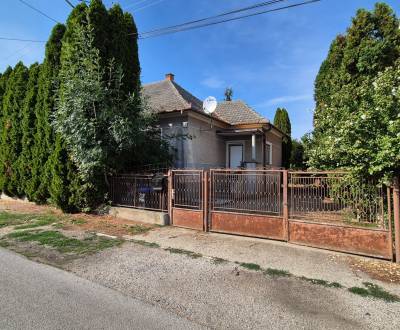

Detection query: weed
(0, 212), (33, 228)
(127, 225), (152, 235)
(265, 268), (292, 277)
(131, 239), (160, 248)
(165, 247), (202, 259)
(348, 282), (400, 302)
(6, 230), (122, 255)
(239, 262), (262, 271)
(0, 240), (10, 247)
(300, 276), (342, 288)
(71, 218), (87, 225)
(15, 214), (59, 229)
(212, 257), (228, 265)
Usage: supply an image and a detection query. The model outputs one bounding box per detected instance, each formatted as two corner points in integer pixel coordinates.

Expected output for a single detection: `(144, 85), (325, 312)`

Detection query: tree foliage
(273, 107), (292, 168)
(0, 62), (29, 195)
(308, 3), (400, 180)
(0, 0), (170, 212)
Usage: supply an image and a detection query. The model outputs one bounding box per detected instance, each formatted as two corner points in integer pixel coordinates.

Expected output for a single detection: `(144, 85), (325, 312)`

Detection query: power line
(132, 0), (166, 12)
(139, 0), (287, 37)
(64, 0), (75, 8)
(0, 37), (46, 43)
(18, 0), (59, 23)
(139, 0), (320, 39)
(124, 0), (154, 10)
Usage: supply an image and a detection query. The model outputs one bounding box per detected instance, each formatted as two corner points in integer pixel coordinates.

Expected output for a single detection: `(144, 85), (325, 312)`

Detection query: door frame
(226, 140), (245, 168)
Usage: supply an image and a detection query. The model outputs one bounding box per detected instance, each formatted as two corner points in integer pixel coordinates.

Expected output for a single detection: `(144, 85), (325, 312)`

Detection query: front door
(229, 144), (243, 168)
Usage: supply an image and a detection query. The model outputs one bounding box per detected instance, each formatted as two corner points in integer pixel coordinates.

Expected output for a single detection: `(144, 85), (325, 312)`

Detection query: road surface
(0, 248), (202, 330)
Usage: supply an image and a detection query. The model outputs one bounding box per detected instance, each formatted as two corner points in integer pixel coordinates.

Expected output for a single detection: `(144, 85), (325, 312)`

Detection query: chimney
(165, 73), (175, 81)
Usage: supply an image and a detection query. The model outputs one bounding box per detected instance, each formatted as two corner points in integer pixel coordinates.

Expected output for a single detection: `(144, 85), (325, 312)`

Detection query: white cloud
(258, 94), (313, 107)
(201, 76), (226, 89)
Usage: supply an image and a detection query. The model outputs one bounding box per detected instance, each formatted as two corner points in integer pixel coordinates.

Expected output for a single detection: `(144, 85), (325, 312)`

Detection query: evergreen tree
(309, 3), (400, 178)
(290, 139), (306, 169)
(17, 63), (40, 197)
(29, 24), (66, 203)
(273, 107), (292, 168)
(0, 62), (29, 195)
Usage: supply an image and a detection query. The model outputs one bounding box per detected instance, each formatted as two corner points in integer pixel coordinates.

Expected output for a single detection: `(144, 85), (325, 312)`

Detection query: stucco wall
(186, 116), (225, 168)
(158, 112), (283, 168)
(265, 131), (282, 168)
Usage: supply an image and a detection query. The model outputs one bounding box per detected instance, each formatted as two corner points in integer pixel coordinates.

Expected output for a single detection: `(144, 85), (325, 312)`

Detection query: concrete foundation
(109, 207), (169, 226)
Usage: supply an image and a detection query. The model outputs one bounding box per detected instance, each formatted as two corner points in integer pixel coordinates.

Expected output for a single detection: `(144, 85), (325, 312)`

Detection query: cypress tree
(17, 63), (40, 197)
(0, 62), (29, 196)
(28, 24), (66, 203)
(309, 3), (400, 172)
(273, 108), (292, 168)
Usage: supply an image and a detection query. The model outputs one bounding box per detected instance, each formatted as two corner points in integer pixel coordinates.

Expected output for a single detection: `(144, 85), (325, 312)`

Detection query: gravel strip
(67, 242), (400, 330)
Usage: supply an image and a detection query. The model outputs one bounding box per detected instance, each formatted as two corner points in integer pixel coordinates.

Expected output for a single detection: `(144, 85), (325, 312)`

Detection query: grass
(264, 268), (292, 277)
(0, 211), (34, 228)
(300, 276), (342, 288)
(71, 218), (87, 225)
(348, 282), (400, 302)
(127, 224), (153, 235)
(0, 211), (63, 229)
(165, 247), (202, 259)
(6, 230), (123, 255)
(212, 257), (228, 265)
(131, 239), (160, 248)
(14, 214), (60, 229)
(239, 262), (262, 271)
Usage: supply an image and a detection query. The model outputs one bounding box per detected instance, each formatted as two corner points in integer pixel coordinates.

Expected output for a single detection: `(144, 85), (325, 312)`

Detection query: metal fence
(109, 174), (167, 211)
(210, 169), (282, 215)
(172, 170), (203, 210)
(288, 172), (386, 228)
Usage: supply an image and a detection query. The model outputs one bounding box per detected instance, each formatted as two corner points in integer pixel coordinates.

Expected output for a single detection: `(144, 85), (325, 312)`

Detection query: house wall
(158, 112), (283, 169)
(186, 115), (226, 168)
(265, 130), (282, 168)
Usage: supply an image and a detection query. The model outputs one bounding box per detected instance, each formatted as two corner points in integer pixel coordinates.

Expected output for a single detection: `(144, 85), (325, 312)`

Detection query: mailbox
(151, 173), (166, 192)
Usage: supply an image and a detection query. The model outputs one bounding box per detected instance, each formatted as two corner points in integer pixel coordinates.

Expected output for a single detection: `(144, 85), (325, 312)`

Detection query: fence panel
(171, 170), (205, 230)
(110, 174), (167, 211)
(210, 170), (282, 215)
(288, 172), (386, 228)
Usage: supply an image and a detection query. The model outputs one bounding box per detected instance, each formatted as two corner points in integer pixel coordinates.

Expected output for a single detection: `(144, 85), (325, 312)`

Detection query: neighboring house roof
(142, 80), (203, 113)
(214, 100), (269, 125)
(142, 77), (270, 126)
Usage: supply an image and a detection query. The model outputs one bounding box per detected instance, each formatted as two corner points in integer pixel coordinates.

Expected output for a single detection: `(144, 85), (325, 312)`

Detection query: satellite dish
(203, 96), (217, 114)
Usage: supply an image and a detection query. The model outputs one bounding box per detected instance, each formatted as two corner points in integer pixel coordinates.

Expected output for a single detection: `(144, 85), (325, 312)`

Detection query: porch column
(251, 134), (256, 161)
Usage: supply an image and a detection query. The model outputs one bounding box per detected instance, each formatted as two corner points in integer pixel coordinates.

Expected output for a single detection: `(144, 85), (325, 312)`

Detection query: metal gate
(169, 170), (206, 230)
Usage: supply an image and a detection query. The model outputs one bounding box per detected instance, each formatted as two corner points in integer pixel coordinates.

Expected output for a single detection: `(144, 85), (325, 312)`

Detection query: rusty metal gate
(208, 169), (287, 240)
(169, 170), (206, 230)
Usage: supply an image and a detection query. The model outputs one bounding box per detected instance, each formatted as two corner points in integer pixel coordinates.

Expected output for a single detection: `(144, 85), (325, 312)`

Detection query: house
(142, 73), (286, 169)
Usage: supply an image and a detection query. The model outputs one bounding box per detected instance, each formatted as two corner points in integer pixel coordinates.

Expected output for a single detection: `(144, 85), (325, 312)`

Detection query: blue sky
(0, 0), (399, 138)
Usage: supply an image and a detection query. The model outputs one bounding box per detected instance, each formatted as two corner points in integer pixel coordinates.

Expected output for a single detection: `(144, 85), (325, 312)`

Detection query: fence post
(387, 187), (394, 261)
(203, 170), (209, 232)
(393, 177), (400, 263)
(168, 170), (173, 225)
(283, 170), (289, 241)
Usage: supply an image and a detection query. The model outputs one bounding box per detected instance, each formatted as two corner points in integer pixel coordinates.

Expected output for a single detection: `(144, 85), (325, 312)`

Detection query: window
(265, 142), (272, 165)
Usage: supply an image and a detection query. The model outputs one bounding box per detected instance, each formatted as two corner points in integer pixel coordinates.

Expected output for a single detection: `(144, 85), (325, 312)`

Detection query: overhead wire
(17, 0), (59, 23)
(138, 0), (320, 39)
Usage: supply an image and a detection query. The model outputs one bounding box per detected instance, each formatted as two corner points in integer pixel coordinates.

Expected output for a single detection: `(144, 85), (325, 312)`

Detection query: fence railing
(288, 172), (386, 228)
(172, 170), (203, 210)
(109, 174), (167, 211)
(109, 170), (388, 228)
(210, 169), (282, 216)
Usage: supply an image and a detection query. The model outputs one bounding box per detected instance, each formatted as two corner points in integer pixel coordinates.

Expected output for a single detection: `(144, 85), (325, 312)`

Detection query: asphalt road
(0, 248), (203, 330)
